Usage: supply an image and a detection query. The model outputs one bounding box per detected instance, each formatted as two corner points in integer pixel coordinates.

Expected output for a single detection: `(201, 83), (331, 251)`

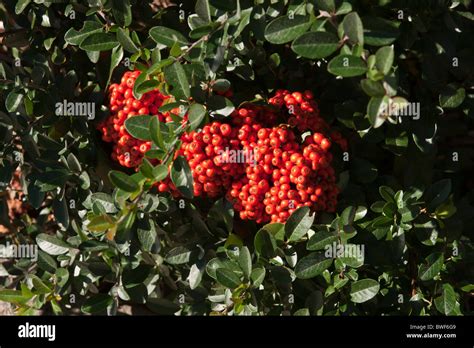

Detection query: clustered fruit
(100, 70), (347, 223)
(99, 70), (170, 168)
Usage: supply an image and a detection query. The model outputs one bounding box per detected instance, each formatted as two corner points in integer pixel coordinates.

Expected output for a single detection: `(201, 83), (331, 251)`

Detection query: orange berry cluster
(101, 71), (345, 223)
(99, 70), (170, 168)
(178, 96), (341, 223)
(269, 90), (348, 151)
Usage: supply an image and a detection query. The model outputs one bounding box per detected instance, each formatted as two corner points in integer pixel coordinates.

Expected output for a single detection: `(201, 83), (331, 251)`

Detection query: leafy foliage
(0, 0), (473, 316)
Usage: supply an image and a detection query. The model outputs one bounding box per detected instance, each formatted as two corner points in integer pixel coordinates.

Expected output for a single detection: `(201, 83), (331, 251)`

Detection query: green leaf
(419, 252), (444, 281)
(379, 186), (395, 202)
(149, 26), (189, 47)
(291, 31), (339, 59)
(53, 198), (69, 229)
(140, 158), (155, 179)
(250, 267), (266, 287)
(5, 91), (24, 112)
(165, 246), (195, 265)
(188, 263), (204, 290)
(81, 294), (113, 314)
(133, 79), (160, 100)
(375, 45), (394, 75)
(424, 179), (451, 211)
(196, 0), (211, 22)
(148, 58), (175, 75)
(307, 230), (338, 251)
(109, 170), (139, 192)
(87, 215), (114, 232)
(294, 252), (333, 279)
(170, 156), (194, 199)
(328, 54), (367, 77)
(137, 221), (157, 252)
(360, 79), (385, 97)
(434, 284), (457, 315)
(90, 193), (118, 213)
(362, 16), (399, 46)
(341, 205), (367, 225)
(153, 164), (169, 182)
(285, 206), (314, 242)
(207, 95), (235, 117)
(400, 206), (420, 222)
(350, 279), (380, 303)
(124, 115), (152, 141)
(36, 234), (70, 255)
(112, 0), (132, 27)
(317, 0), (341, 12)
(149, 116), (164, 149)
(79, 240), (111, 252)
(117, 28), (139, 53)
(439, 84), (465, 109)
(254, 229), (277, 259)
(15, 0), (31, 14)
(64, 21), (103, 46)
(264, 15), (312, 44)
(79, 33), (119, 51)
(188, 103), (206, 131)
(37, 251), (57, 273)
(31, 275), (52, 294)
(342, 12), (364, 46)
(367, 96), (390, 128)
(0, 289), (31, 304)
(238, 246), (252, 279)
(216, 268), (241, 289)
(189, 24), (215, 39)
(164, 62), (190, 101)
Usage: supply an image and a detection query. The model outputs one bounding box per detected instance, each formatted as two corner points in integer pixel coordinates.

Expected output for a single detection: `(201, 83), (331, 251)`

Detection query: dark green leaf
(350, 279), (380, 303)
(79, 33), (119, 51)
(36, 234), (70, 255)
(419, 252), (444, 281)
(294, 252), (333, 279)
(264, 15), (312, 44)
(216, 268), (241, 289)
(291, 31), (339, 59)
(254, 229), (277, 259)
(375, 45), (394, 75)
(109, 170), (139, 192)
(188, 103), (206, 131)
(285, 206), (314, 242)
(238, 246), (252, 279)
(81, 294), (113, 314)
(170, 156), (194, 199)
(307, 230), (338, 251)
(328, 55), (367, 77)
(164, 62), (190, 101)
(124, 115), (152, 141)
(149, 26), (189, 47)
(343, 12), (364, 45)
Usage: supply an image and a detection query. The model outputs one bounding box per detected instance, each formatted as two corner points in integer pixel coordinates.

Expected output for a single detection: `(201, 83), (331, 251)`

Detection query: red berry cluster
(101, 71), (346, 224)
(226, 127), (339, 224)
(269, 90), (348, 151)
(99, 70), (170, 168)
(179, 122), (245, 197)
(177, 100), (341, 223)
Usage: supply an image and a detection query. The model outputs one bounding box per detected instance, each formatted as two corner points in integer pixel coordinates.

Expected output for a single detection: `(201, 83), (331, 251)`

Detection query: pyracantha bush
(0, 0), (473, 317)
(101, 71), (345, 223)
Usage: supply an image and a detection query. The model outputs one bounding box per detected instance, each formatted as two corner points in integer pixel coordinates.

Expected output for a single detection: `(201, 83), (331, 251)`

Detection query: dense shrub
(0, 0), (473, 316)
